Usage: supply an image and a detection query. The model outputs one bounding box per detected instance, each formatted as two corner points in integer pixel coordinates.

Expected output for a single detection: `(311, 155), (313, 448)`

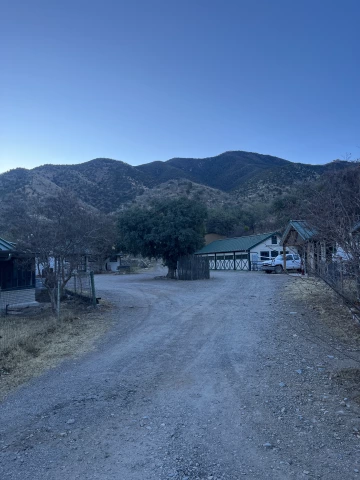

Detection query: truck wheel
(275, 265), (283, 274)
(265, 270), (271, 274)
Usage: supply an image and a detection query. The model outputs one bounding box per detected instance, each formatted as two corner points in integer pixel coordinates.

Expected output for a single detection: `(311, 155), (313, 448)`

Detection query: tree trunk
(166, 266), (177, 279)
(47, 287), (58, 315)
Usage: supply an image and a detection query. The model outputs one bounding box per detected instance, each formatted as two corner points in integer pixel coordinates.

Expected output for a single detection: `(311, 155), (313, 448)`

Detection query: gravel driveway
(0, 271), (359, 479)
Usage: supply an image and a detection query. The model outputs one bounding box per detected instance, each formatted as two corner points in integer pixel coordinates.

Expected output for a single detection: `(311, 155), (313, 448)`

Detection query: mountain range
(0, 151), (351, 214)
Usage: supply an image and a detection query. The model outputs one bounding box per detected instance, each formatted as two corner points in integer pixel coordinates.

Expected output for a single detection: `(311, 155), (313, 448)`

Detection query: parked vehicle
(262, 254), (301, 274)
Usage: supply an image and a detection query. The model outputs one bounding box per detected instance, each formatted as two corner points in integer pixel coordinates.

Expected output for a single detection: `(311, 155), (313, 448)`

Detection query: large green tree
(206, 207), (258, 236)
(117, 198), (207, 278)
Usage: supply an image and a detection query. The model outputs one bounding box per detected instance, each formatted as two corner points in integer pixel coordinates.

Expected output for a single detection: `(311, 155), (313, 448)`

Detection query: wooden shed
(281, 220), (326, 273)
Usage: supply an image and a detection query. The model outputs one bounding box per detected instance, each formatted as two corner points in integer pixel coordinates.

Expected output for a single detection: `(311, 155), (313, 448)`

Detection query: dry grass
(0, 300), (112, 401)
(0, 308), (56, 358)
(286, 276), (360, 404)
(286, 276), (360, 348)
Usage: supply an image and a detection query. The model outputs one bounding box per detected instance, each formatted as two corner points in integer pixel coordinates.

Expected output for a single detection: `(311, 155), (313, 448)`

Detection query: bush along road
(0, 271), (360, 479)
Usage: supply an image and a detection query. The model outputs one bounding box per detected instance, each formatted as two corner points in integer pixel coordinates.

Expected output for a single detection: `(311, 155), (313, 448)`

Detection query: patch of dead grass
(0, 300), (112, 401)
(286, 276), (360, 347)
(286, 277), (360, 404)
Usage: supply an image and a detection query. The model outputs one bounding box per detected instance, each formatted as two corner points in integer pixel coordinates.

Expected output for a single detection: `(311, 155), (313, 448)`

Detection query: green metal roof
(196, 232), (278, 255)
(0, 236), (16, 252)
(282, 220), (317, 245)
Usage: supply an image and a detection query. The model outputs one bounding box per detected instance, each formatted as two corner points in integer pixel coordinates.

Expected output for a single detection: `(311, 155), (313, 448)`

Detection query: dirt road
(0, 271), (359, 479)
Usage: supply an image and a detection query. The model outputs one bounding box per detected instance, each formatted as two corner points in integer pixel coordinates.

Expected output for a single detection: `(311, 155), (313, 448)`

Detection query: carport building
(195, 232), (282, 271)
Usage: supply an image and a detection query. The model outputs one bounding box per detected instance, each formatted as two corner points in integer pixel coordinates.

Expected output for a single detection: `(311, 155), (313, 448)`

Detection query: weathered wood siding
(177, 256), (210, 280)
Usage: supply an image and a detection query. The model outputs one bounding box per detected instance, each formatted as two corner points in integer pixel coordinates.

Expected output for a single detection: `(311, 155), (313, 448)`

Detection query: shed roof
(281, 220), (317, 245)
(195, 232), (279, 255)
(0, 237), (16, 252)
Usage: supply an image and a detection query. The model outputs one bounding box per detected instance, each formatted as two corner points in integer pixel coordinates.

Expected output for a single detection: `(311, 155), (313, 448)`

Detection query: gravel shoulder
(0, 271), (359, 479)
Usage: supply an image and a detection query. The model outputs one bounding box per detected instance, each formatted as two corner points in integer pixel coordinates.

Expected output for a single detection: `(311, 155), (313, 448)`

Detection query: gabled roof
(196, 232), (279, 255)
(0, 237), (16, 252)
(281, 220), (317, 245)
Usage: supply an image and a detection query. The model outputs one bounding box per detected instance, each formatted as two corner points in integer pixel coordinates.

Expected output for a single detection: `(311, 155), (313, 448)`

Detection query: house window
(271, 235), (278, 245)
(260, 251), (270, 261)
(271, 250), (279, 258)
(0, 259), (35, 290)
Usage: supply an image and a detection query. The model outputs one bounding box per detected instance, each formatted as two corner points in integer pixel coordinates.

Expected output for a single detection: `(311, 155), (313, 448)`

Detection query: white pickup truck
(262, 253), (301, 274)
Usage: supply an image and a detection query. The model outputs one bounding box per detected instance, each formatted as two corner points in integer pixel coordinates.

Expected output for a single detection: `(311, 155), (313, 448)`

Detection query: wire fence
(0, 272), (97, 358)
(65, 272), (95, 302)
(313, 260), (359, 309)
(0, 287), (36, 317)
(0, 272), (96, 320)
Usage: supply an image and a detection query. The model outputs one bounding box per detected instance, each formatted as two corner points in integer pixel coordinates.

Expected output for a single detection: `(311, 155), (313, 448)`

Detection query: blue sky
(1, 0), (359, 173)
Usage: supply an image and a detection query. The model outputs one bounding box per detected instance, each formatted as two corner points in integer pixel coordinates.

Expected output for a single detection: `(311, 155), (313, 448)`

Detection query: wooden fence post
(90, 271), (97, 307)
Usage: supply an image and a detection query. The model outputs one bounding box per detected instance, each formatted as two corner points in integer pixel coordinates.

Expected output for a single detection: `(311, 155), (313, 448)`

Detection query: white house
(195, 232), (296, 271)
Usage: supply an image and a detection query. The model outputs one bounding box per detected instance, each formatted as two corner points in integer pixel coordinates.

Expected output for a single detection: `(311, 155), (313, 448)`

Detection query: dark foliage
(206, 207), (256, 236)
(117, 198), (207, 278)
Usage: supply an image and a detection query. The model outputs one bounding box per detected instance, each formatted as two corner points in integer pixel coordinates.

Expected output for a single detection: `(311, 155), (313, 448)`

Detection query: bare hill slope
(0, 152), (352, 213)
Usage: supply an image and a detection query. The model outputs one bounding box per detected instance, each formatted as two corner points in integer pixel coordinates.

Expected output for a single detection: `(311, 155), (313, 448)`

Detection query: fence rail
(177, 255), (210, 280)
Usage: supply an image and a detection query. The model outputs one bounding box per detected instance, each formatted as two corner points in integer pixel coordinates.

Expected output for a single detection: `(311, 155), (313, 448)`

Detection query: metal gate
(235, 254), (249, 270)
(206, 253), (249, 271)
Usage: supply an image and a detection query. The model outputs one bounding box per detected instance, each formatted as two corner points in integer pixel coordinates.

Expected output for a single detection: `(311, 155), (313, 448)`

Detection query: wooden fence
(177, 255), (210, 280)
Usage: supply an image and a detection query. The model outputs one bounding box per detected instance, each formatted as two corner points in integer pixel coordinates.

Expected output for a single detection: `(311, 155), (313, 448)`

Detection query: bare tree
(301, 165), (360, 305)
(10, 191), (115, 313)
